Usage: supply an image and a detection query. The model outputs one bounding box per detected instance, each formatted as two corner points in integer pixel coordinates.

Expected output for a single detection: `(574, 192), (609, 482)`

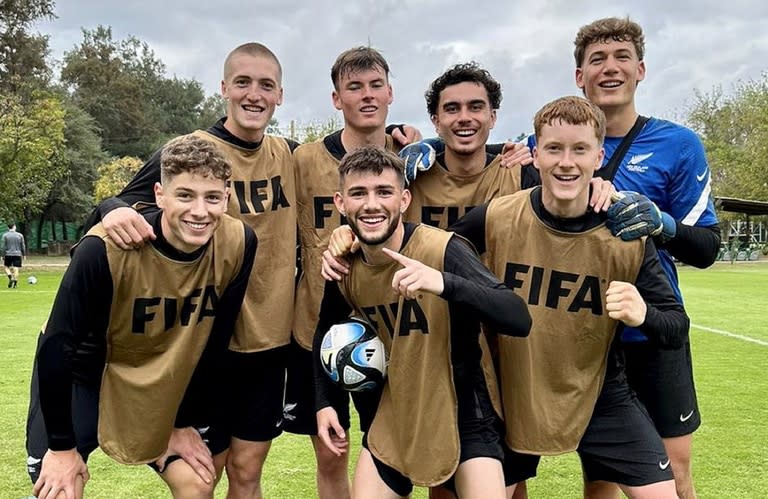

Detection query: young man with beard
(289, 46), (404, 499)
(313, 146), (531, 499)
(29, 134), (256, 499)
(451, 96), (688, 499)
(571, 18), (720, 499)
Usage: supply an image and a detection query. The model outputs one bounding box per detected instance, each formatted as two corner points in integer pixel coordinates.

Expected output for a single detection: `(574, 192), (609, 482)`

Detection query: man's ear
(154, 182), (164, 208)
(532, 147), (541, 171)
(400, 188), (412, 213)
(333, 191), (345, 216)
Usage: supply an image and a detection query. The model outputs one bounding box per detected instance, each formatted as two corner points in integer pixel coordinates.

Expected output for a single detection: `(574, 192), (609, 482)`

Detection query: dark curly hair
(425, 62), (502, 116)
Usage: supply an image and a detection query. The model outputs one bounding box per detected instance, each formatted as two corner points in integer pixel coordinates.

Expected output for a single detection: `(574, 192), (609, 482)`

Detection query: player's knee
(315, 445), (348, 476)
(226, 445), (269, 483)
(169, 478), (216, 499)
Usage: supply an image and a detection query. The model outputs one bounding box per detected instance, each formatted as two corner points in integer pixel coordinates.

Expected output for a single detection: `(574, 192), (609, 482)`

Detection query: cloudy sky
(38, 0), (768, 144)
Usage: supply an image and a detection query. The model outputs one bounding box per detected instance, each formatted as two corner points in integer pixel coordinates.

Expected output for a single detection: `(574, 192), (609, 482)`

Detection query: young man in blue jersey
(571, 17), (720, 499)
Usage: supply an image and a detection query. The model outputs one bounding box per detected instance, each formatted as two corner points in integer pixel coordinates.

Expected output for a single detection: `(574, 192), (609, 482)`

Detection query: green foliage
(687, 73), (768, 202)
(281, 116), (342, 143)
(0, 0), (56, 93)
(93, 156), (143, 202)
(41, 95), (107, 228)
(61, 26), (206, 159)
(195, 93), (227, 130)
(0, 89), (66, 221)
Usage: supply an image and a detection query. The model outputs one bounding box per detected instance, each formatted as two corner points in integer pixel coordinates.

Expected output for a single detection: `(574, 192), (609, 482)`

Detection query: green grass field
(1, 259), (766, 498)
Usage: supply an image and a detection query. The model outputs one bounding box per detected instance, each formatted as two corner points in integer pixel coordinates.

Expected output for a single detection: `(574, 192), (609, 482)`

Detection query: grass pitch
(1, 259), (765, 498)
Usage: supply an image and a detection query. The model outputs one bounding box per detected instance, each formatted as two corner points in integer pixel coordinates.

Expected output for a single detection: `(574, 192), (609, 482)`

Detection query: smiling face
(431, 81), (496, 157)
(332, 65), (393, 134)
(155, 172), (229, 253)
(334, 167), (409, 247)
(221, 52), (283, 142)
(534, 120), (604, 218)
(575, 39), (645, 113)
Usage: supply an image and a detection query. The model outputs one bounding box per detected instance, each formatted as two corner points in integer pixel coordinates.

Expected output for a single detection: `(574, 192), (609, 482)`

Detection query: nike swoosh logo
(659, 459), (671, 470)
(680, 410), (695, 422)
(696, 170), (707, 182)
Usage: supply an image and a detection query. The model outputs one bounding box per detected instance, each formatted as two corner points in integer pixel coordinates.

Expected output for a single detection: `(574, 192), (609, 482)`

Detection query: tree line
(1, 0), (766, 246)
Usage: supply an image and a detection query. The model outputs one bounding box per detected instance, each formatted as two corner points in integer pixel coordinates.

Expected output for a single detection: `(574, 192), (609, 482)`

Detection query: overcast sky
(38, 0), (768, 144)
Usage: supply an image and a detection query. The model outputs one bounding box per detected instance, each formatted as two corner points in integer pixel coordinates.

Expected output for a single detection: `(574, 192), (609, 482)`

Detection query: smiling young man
(450, 96), (688, 499)
(289, 46), (404, 499)
(77, 43), (297, 499)
(29, 134), (256, 499)
(313, 146), (531, 499)
(572, 18), (721, 499)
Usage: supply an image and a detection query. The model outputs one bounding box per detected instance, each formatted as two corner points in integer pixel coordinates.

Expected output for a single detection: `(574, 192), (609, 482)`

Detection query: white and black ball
(320, 317), (387, 392)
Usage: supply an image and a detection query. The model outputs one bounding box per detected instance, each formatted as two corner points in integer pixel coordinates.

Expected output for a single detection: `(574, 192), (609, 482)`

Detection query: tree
(37, 95), (107, 243)
(0, 89), (66, 222)
(93, 156), (143, 202)
(687, 73), (768, 203)
(61, 26), (206, 159)
(0, 0), (55, 93)
(195, 93), (226, 130)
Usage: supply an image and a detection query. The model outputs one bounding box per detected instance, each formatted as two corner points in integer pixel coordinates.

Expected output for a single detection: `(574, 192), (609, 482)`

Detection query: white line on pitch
(691, 323), (768, 346)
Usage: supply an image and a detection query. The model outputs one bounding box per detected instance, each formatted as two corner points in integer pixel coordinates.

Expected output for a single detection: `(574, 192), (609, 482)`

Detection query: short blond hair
(223, 42), (282, 82)
(533, 96), (606, 144)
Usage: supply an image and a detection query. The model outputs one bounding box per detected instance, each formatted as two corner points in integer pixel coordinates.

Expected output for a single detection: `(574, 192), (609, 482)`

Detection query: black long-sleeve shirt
(38, 210), (257, 450)
(450, 187), (689, 350)
(83, 118), (301, 232)
(313, 222), (532, 412)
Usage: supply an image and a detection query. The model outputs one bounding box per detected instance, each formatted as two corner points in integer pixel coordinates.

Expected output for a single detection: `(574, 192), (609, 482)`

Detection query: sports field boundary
(691, 323), (768, 346)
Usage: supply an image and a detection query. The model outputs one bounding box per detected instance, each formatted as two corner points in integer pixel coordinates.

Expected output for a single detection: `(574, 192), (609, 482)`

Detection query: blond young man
(29, 135), (256, 499)
(452, 96), (688, 499)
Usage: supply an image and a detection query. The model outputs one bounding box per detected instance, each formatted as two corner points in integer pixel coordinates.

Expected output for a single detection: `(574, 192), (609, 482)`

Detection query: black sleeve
(442, 237), (531, 337)
(176, 225), (258, 427)
(284, 137), (301, 153)
(632, 238), (690, 348)
(659, 223), (721, 269)
(486, 143), (504, 155)
(385, 124), (406, 137)
(448, 202), (490, 255)
(520, 164), (541, 189)
(37, 237), (113, 450)
(313, 280), (352, 411)
(84, 149), (163, 231)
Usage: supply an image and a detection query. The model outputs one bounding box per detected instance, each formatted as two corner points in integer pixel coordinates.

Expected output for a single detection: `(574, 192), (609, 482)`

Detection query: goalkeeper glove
(607, 191), (677, 243)
(399, 137), (444, 184)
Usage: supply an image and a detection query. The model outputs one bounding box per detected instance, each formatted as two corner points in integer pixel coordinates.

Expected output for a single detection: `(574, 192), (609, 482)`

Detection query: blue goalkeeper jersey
(528, 117), (718, 342)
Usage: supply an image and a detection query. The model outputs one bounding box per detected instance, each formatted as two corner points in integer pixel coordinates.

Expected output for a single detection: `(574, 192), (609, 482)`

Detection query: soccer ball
(320, 317), (387, 392)
(27, 276), (38, 285)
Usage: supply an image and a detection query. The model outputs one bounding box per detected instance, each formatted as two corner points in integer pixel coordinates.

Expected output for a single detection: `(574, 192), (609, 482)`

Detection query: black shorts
(225, 346), (289, 441)
(502, 376), (673, 487)
(623, 341), (700, 438)
(4, 255), (22, 267)
(27, 335), (230, 483)
(283, 338), (350, 435)
(362, 370), (504, 496)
